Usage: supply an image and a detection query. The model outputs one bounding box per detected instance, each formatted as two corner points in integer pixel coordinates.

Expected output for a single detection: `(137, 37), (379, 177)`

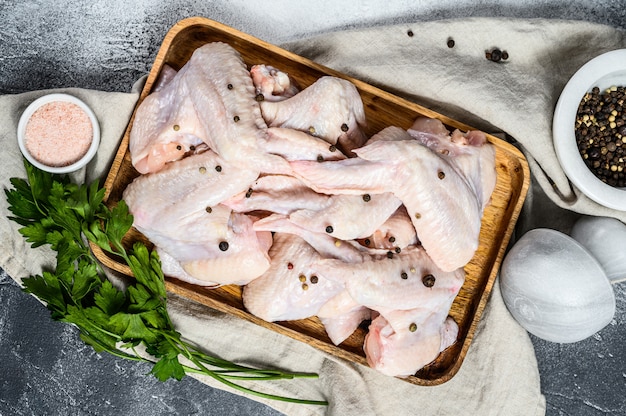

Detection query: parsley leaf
(94, 279), (126, 315)
(152, 354), (186, 381)
(17, 222), (49, 247)
(21, 272), (67, 319)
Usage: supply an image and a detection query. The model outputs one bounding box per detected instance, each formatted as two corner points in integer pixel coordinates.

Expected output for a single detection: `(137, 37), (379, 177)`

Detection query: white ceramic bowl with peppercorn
(17, 93), (100, 174)
(553, 49), (626, 210)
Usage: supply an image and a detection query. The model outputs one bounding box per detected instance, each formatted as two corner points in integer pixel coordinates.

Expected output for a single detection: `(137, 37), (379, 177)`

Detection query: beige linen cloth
(3, 17), (626, 416)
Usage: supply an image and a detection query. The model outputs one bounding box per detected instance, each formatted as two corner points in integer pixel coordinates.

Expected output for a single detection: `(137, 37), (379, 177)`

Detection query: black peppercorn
(589, 148), (601, 160)
(422, 274), (435, 287)
(490, 48), (502, 62)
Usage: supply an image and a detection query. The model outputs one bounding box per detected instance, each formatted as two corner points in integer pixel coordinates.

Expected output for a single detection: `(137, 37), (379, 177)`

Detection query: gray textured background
(1, 1), (626, 415)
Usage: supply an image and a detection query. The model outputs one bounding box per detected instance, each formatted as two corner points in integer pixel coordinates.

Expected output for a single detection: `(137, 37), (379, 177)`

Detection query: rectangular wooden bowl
(94, 17), (530, 386)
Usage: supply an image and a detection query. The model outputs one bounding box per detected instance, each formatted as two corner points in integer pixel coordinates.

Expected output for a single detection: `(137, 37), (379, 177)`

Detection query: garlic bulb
(500, 228), (615, 343)
(570, 216), (626, 283)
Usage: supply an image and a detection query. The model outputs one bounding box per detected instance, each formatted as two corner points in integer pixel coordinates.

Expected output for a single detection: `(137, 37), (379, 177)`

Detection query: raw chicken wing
(223, 174), (330, 215)
(364, 308), (458, 378)
(123, 151), (271, 285)
(288, 192), (402, 241)
(254, 214), (368, 263)
(130, 42), (289, 174)
(260, 76), (368, 153)
(290, 130), (495, 271)
(124, 150), (259, 230)
(407, 117), (496, 209)
(243, 233), (343, 321)
(314, 245), (465, 311)
(260, 127), (348, 162)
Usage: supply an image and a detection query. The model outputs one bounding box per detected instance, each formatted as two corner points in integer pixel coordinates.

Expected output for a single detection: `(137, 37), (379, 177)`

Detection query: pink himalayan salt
(24, 101), (93, 167)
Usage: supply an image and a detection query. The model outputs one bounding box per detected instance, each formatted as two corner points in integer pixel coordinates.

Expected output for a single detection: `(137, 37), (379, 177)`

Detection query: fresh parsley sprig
(5, 159), (326, 406)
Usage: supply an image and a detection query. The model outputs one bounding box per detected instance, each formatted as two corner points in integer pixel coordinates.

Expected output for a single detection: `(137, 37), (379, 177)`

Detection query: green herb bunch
(5, 160), (326, 406)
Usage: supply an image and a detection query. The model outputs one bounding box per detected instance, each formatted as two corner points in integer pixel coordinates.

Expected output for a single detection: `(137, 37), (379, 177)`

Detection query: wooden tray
(94, 17), (530, 386)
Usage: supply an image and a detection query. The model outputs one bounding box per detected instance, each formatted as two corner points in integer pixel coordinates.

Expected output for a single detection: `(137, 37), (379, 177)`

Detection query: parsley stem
(188, 371), (317, 381)
(91, 340), (146, 363)
(188, 366), (328, 406)
(157, 331), (325, 403)
(162, 331), (314, 378)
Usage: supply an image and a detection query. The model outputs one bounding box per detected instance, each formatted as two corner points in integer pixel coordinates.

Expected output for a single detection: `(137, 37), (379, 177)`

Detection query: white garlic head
(500, 228), (615, 343)
(570, 216), (626, 283)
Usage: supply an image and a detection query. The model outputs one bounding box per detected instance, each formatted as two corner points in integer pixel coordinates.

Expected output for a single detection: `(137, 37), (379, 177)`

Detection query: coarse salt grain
(24, 101), (93, 167)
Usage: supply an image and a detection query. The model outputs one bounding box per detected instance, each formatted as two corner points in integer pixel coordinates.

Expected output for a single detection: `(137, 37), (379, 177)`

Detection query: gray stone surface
(1, 1), (626, 415)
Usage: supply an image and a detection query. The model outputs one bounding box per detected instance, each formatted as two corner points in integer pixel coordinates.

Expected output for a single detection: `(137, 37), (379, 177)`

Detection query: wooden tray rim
(94, 16), (531, 386)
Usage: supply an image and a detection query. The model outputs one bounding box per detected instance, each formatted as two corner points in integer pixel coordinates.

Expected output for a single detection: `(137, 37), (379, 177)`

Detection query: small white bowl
(553, 49), (626, 211)
(17, 93), (100, 174)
